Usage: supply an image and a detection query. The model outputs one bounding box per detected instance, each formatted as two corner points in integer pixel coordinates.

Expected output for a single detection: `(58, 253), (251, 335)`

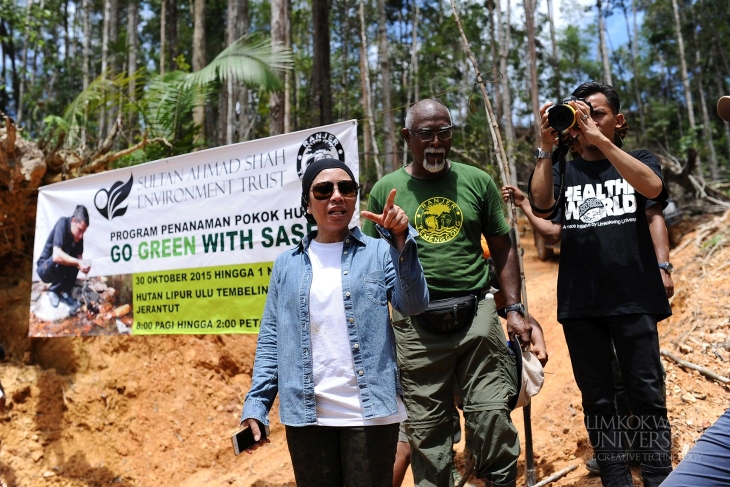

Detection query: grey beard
(423, 159), (446, 173)
(423, 148), (446, 173)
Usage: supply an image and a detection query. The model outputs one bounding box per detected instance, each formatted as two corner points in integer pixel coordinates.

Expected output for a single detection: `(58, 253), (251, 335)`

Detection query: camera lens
(548, 104), (577, 131)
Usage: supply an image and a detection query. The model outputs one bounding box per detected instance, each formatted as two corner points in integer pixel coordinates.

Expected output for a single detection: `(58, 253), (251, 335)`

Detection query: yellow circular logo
(414, 197), (463, 244)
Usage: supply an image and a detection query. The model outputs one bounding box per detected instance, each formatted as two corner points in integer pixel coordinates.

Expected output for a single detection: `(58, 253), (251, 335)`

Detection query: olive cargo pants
(393, 295), (520, 487)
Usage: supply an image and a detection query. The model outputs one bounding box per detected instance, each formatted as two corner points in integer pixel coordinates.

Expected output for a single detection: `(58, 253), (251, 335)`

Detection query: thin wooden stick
(531, 464), (579, 487)
(661, 349), (730, 384)
(448, 3), (538, 486)
(447, 0), (529, 319)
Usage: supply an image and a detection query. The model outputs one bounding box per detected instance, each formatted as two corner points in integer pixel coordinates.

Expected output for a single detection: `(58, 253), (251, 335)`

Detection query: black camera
(547, 96), (593, 131)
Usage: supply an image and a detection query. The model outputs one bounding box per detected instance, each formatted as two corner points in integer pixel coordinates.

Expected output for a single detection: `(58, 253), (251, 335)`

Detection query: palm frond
(63, 70), (148, 126)
(183, 34), (293, 91)
(144, 71), (212, 139)
(63, 74), (120, 124)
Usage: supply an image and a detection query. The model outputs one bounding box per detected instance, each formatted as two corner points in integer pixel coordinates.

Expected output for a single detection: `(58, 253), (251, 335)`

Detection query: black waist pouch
(416, 294), (478, 334)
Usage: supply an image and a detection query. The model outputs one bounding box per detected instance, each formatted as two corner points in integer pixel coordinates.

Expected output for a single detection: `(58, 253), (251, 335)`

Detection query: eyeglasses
(408, 127), (454, 142)
(310, 180), (360, 200)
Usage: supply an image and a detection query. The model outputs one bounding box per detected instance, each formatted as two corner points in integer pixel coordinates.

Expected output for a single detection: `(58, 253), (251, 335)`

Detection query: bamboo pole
(447, 0), (529, 320)
(448, 0), (536, 485)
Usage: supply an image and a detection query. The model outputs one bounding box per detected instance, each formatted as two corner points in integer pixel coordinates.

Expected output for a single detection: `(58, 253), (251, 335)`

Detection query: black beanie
(301, 158), (357, 224)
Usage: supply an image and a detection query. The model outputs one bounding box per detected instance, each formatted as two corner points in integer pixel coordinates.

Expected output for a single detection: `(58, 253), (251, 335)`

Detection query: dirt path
(1, 215), (728, 486)
(509, 232), (601, 487)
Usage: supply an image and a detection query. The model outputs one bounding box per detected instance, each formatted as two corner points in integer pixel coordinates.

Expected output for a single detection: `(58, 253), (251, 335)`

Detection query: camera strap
(526, 142), (570, 221)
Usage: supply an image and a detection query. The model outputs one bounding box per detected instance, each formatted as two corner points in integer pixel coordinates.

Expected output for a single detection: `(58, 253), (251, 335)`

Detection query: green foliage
(173, 54), (191, 73)
(183, 34), (293, 91)
(56, 33), (290, 157)
(143, 71), (210, 141)
(701, 233), (724, 252)
(1, 0), (728, 184)
(40, 115), (69, 148)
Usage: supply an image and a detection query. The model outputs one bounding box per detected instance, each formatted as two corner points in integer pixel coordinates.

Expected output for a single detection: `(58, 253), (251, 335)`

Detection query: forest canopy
(0, 0), (729, 190)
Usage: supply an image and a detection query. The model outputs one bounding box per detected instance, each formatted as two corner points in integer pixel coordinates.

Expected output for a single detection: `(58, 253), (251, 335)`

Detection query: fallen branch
(673, 236), (695, 254)
(532, 464), (579, 487)
(716, 259), (730, 272)
(656, 146), (730, 207)
(81, 135), (172, 175)
(93, 116), (122, 158)
(661, 349), (730, 384)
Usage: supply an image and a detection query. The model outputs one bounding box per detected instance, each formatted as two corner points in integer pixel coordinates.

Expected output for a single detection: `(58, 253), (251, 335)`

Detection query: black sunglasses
(408, 127), (454, 142)
(310, 180), (359, 200)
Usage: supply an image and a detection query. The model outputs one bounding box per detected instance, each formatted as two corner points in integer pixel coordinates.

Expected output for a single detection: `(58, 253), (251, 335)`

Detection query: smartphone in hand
(231, 423), (270, 455)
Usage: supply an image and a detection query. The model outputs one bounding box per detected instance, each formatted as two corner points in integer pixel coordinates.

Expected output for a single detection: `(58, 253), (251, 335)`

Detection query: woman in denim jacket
(240, 158), (429, 486)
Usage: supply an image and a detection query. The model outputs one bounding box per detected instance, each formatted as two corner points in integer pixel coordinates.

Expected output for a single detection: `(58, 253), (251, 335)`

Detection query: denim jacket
(241, 225), (429, 427)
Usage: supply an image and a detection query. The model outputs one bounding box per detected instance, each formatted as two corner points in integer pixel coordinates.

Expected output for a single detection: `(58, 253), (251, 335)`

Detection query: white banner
(30, 121), (360, 337)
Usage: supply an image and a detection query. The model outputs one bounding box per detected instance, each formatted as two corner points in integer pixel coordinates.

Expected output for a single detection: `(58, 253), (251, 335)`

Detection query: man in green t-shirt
(362, 99), (530, 487)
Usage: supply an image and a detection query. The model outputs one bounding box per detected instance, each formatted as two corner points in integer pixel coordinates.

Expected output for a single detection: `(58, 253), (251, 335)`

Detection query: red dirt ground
(1, 212), (728, 486)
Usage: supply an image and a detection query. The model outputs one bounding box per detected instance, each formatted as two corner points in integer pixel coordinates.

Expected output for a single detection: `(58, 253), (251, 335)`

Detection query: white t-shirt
(308, 240), (406, 426)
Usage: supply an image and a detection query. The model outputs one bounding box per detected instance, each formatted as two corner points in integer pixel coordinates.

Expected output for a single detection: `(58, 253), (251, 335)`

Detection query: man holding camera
(363, 98), (530, 487)
(529, 82), (672, 487)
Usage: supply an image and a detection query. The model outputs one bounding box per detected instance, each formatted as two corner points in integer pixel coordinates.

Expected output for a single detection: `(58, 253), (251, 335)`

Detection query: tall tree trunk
(524, 0), (540, 144)
(359, 0), (381, 179)
(547, 0), (560, 99)
(99, 0), (113, 143)
(237, 0), (250, 141)
(27, 0), (45, 134)
(692, 16), (718, 179)
(63, 0), (70, 73)
(270, 0), (287, 134)
(108, 0), (118, 71)
(597, 0), (612, 86)
(16, 0), (34, 126)
(339, 0), (350, 121)
(168, 0), (178, 68)
(499, 0), (516, 183)
(312, 0), (332, 127)
(359, 0), (372, 176)
(160, 0), (167, 74)
(96, 0), (118, 141)
(623, 0), (646, 143)
(402, 0), (419, 168)
(700, 0), (730, 79)
(70, 0), (78, 59)
(377, 0), (395, 172)
(224, 0), (239, 145)
(2, 21), (19, 113)
(487, 0), (501, 123)
(81, 0), (91, 147)
(411, 0), (419, 105)
(192, 0), (207, 145)
(671, 0), (702, 176)
(127, 2), (138, 90)
(127, 1), (138, 133)
(284, 0), (292, 132)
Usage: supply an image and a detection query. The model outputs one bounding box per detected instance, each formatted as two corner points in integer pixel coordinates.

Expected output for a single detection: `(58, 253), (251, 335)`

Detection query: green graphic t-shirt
(362, 161), (510, 299)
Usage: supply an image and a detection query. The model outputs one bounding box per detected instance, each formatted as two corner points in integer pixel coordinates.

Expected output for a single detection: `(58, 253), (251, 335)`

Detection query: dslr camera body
(547, 96), (593, 131)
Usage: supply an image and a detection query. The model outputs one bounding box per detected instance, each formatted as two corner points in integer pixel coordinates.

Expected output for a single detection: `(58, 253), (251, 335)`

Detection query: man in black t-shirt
(529, 82), (672, 487)
(36, 205), (91, 312)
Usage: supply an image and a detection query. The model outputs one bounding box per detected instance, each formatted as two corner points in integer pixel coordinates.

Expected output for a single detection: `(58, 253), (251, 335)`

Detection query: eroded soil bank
(1, 213), (729, 486)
